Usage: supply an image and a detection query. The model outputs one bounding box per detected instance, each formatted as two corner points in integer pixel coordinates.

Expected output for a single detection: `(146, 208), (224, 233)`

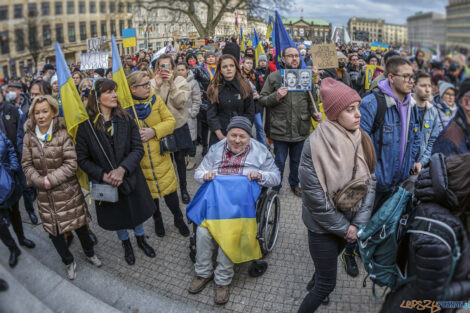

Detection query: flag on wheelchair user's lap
(186, 175), (262, 263)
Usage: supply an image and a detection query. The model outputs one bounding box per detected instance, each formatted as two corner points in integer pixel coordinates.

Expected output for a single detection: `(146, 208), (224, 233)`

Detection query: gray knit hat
(438, 80), (455, 98)
(258, 54), (268, 62)
(226, 116), (252, 136)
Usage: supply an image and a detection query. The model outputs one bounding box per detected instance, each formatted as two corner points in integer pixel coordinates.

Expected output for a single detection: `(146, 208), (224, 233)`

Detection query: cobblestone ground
(24, 146), (387, 313)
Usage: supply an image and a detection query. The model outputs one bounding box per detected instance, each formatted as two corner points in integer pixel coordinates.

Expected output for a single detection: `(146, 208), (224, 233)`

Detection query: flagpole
(308, 91), (320, 115)
(131, 106), (142, 130)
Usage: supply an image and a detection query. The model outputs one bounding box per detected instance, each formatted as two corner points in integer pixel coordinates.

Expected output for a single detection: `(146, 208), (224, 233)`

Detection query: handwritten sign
(364, 65), (379, 90)
(188, 31), (198, 39)
(87, 36), (107, 52)
(80, 52), (108, 70)
(195, 39), (205, 48)
(311, 44), (338, 69)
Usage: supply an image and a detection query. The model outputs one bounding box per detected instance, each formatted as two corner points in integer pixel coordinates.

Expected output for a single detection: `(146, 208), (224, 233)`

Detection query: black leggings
(49, 225), (94, 265)
(173, 150), (187, 189)
(298, 231), (346, 313)
(0, 217), (18, 251)
(152, 191), (183, 221)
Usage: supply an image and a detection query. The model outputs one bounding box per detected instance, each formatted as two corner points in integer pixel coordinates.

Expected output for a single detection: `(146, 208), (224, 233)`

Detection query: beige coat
(185, 70), (201, 141)
(22, 117), (89, 236)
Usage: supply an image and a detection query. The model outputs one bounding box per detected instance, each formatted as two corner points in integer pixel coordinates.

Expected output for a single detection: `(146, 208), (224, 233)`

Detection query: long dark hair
(87, 79), (130, 130)
(207, 54), (252, 104)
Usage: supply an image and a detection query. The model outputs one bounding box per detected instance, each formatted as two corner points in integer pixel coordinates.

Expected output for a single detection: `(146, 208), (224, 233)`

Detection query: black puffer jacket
(189, 65), (211, 110)
(380, 154), (470, 313)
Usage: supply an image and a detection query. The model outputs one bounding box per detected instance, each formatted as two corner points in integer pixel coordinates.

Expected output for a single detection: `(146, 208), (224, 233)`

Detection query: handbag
(160, 89), (178, 155)
(88, 122), (119, 203)
(333, 145), (368, 212)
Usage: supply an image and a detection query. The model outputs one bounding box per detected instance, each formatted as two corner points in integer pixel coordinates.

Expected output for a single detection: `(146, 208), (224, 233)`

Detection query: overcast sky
(283, 0), (447, 26)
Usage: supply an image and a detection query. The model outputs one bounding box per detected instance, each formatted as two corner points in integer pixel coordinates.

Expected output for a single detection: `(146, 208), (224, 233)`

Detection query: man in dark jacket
(259, 46), (321, 197)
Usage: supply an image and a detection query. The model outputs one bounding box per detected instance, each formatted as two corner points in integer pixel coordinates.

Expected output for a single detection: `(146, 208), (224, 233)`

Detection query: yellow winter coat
(135, 94), (178, 199)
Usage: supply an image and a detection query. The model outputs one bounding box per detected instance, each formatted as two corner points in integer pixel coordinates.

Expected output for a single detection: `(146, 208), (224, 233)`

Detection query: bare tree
(16, 10), (44, 72)
(136, 0), (290, 38)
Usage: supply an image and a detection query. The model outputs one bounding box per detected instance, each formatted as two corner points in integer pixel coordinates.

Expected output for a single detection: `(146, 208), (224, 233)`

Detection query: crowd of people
(0, 37), (469, 311)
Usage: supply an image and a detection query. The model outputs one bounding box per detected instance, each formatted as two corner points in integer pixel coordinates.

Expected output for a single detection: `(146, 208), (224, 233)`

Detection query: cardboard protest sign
(423, 49), (432, 61)
(195, 39), (205, 48)
(311, 44), (338, 69)
(80, 52), (108, 70)
(87, 36), (107, 52)
(172, 30), (180, 39)
(364, 65), (379, 90)
(188, 31), (198, 39)
(281, 69), (312, 91)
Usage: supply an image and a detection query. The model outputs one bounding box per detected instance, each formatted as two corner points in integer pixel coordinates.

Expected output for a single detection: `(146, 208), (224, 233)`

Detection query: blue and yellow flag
(122, 28), (136, 48)
(265, 16), (273, 40)
(111, 35), (134, 109)
(247, 34), (254, 48)
(187, 175), (262, 263)
(253, 29), (265, 67)
(240, 26), (246, 52)
(55, 42), (88, 141)
(273, 11), (306, 69)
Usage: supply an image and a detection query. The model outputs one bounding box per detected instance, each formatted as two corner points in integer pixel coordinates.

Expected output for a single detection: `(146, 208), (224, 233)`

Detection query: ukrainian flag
(187, 175), (262, 263)
(111, 35), (134, 109)
(253, 29), (265, 67)
(265, 16), (273, 40)
(247, 34), (254, 48)
(273, 11), (306, 69)
(240, 26), (246, 52)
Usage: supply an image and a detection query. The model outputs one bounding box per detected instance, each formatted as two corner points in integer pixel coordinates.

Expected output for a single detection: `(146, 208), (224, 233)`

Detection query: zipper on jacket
(142, 120), (162, 198)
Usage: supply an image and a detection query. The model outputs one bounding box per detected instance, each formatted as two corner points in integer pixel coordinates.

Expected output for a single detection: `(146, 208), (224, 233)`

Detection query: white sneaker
(87, 255), (102, 267)
(66, 261), (76, 280)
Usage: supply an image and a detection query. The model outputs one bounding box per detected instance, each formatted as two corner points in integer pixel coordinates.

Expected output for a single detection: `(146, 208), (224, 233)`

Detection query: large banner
(80, 52), (108, 70)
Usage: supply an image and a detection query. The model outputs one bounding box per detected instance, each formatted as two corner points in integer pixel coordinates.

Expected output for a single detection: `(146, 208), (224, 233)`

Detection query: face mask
(188, 59), (197, 67)
(338, 62), (346, 68)
(6, 91), (17, 102)
(300, 49), (306, 56)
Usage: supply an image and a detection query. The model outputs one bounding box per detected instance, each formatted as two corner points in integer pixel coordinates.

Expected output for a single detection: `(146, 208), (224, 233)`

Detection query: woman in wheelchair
(187, 116), (280, 305)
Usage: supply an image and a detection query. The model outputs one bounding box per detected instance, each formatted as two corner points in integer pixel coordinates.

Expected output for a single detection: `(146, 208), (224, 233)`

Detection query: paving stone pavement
(22, 146), (387, 313)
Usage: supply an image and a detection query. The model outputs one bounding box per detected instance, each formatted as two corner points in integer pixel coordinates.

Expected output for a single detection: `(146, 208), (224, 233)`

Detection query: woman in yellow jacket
(127, 70), (190, 237)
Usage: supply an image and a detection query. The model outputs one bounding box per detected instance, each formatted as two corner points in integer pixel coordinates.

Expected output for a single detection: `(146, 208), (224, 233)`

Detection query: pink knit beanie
(320, 78), (362, 121)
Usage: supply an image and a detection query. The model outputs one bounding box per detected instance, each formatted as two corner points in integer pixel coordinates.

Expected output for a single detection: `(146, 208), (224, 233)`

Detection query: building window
(0, 31), (9, 54)
(0, 7), (8, 21)
(79, 1), (85, 13)
(67, 1), (74, 14)
(110, 20), (116, 36)
(56, 23), (64, 43)
(28, 3), (37, 17)
(14, 4), (22, 18)
(89, 1), (96, 13)
(127, 2), (132, 13)
(55, 1), (62, 15)
(100, 1), (106, 13)
(90, 21), (97, 37)
(79, 21), (86, 40)
(118, 2), (123, 13)
(109, 2), (115, 13)
(119, 20), (124, 36)
(42, 2), (50, 15)
(43, 25), (51, 46)
(15, 29), (24, 51)
(100, 21), (107, 37)
(68, 22), (75, 42)
(128, 19), (132, 28)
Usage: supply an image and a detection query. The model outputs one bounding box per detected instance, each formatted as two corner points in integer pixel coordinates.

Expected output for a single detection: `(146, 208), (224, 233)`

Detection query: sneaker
(66, 261), (77, 280)
(188, 275), (213, 294)
(87, 255), (102, 267)
(186, 157), (197, 171)
(341, 252), (359, 277)
(214, 284), (230, 305)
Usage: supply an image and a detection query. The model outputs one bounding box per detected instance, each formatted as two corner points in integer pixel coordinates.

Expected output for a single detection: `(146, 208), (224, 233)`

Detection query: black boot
(121, 239), (135, 265)
(181, 187), (191, 205)
(153, 211), (165, 237)
(28, 211), (38, 225)
(136, 235), (156, 258)
(202, 146), (208, 156)
(0, 278), (8, 292)
(174, 218), (190, 237)
(9, 247), (21, 268)
(19, 237), (35, 249)
(341, 252), (359, 277)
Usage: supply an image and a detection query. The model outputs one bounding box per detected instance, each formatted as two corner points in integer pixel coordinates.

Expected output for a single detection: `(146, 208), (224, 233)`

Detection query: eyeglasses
(443, 92), (455, 98)
(392, 73), (415, 82)
(134, 81), (150, 88)
(284, 54), (300, 59)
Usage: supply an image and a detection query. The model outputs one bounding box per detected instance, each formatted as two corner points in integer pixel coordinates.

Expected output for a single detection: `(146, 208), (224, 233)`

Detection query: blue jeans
(273, 139), (305, 191)
(116, 224), (145, 241)
(254, 113), (266, 145)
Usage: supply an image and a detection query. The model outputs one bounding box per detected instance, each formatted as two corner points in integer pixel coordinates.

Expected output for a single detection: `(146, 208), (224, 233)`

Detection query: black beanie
(226, 116), (252, 136)
(222, 42), (240, 62)
(458, 78), (470, 100)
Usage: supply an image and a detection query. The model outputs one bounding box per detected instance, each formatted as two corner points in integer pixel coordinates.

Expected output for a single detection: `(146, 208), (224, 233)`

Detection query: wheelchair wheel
(248, 260), (268, 277)
(258, 190), (281, 255)
(189, 223), (197, 263)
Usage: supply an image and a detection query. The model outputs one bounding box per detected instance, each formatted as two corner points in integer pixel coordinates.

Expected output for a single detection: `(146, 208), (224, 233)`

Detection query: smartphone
(160, 63), (171, 70)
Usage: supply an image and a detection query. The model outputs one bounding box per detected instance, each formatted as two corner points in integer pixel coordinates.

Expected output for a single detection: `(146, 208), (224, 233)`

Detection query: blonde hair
(29, 95), (59, 120)
(126, 70), (149, 88)
(78, 78), (93, 91)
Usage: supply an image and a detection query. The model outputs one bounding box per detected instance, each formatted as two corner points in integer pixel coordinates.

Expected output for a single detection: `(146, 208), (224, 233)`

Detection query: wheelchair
(189, 187), (281, 277)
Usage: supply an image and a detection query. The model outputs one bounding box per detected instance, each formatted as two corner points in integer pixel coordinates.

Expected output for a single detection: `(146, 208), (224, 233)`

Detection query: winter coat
(75, 115), (155, 231)
(134, 95), (178, 199)
(190, 65), (211, 111)
(244, 70), (263, 114)
(22, 118), (89, 236)
(0, 131), (19, 208)
(380, 154), (470, 313)
(432, 105), (470, 157)
(259, 70), (315, 142)
(186, 71), (202, 141)
(206, 78), (255, 136)
(321, 68), (352, 87)
(0, 100), (24, 156)
(432, 95), (458, 132)
(416, 101), (440, 166)
(298, 140), (376, 237)
(347, 64), (363, 93)
(151, 76), (190, 129)
(360, 91), (421, 193)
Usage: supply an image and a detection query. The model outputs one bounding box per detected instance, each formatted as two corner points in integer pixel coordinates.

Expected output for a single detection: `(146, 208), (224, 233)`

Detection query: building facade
(348, 17), (407, 46)
(0, 0), (133, 79)
(282, 18), (331, 44)
(446, 0), (470, 50)
(407, 12), (446, 48)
